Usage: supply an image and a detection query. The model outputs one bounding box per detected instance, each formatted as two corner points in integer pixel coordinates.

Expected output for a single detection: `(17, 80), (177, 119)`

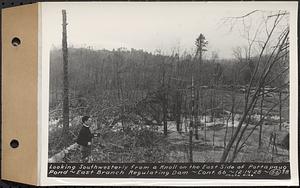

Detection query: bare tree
(220, 10), (289, 162)
(161, 57), (168, 136)
(189, 77), (195, 162)
(62, 10), (70, 145)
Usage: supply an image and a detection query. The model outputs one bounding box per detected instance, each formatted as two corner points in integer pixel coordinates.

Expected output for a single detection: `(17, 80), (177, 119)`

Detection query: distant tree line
(49, 46), (287, 107)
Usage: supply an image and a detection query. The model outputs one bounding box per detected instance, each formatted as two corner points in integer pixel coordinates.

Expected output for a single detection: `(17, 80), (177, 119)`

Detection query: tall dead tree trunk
(189, 76), (195, 162)
(162, 62), (168, 136)
(62, 10), (70, 145)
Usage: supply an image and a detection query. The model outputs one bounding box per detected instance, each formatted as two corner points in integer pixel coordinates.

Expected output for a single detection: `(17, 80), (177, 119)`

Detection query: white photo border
(38, 2), (298, 186)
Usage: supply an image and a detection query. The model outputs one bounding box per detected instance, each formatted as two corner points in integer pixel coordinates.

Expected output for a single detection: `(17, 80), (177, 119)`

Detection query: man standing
(76, 116), (93, 162)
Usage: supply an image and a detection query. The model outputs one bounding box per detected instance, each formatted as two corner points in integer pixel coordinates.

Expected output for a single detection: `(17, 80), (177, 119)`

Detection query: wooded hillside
(48, 10), (290, 163)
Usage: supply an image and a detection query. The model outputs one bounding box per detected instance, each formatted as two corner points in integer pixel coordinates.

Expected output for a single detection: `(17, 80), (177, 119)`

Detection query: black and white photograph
(44, 2), (297, 181)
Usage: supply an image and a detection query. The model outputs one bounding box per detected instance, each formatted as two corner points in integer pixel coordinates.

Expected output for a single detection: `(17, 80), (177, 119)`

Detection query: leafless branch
(237, 94), (289, 152)
(227, 10), (260, 19)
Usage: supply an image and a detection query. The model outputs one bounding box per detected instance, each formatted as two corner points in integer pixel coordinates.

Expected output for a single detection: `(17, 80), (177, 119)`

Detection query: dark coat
(76, 125), (93, 147)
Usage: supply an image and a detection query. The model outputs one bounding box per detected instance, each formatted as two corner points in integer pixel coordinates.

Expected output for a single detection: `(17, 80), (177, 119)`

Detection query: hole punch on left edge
(10, 139), (19, 148)
(11, 37), (21, 47)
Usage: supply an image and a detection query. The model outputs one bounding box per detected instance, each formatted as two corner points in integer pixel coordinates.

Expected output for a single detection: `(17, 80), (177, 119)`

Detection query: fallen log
(106, 143), (124, 149)
(48, 143), (79, 163)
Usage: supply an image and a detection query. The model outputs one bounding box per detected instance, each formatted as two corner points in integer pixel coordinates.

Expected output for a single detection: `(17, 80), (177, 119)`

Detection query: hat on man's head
(81, 116), (90, 123)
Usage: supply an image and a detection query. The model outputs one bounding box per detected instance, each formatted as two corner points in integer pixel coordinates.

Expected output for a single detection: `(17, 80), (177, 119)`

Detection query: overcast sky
(42, 2), (292, 59)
